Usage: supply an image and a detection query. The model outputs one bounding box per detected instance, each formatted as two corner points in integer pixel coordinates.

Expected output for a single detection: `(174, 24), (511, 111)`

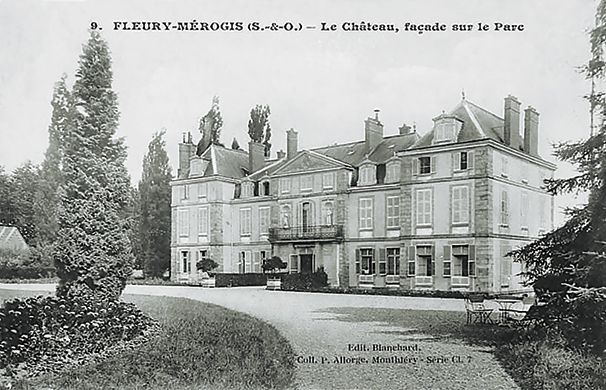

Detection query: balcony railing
(268, 225), (344, 242)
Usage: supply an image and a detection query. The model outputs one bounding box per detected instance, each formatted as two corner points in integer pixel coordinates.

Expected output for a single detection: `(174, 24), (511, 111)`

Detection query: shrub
(0, 266), (55, 280)
(195, 258), (218, 273)
(262, 256), (287, 273)
(281, 268), (328, 290)
(215, 273), (267, 287)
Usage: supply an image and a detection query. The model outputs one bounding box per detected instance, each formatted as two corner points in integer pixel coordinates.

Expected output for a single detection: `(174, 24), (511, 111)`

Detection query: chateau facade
(170, 96), (556, 292)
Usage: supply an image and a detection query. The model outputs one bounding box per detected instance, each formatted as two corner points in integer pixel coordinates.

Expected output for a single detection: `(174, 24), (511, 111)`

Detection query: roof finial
(413, 122), (417, 132)
(461, 89), (466, 100)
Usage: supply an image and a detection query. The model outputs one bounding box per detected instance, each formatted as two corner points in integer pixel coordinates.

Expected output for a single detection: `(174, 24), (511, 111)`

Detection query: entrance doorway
(300, 254), (313, 273)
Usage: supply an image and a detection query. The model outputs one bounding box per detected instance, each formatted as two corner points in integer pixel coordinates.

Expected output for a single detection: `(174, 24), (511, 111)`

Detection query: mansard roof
(411, 99), (526, 151)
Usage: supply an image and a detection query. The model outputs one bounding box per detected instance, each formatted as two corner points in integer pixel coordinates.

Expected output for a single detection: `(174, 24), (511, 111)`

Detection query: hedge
(281, 270), (328, 291)
(0, 266), (55, 280)
(214, 273), (268, 287)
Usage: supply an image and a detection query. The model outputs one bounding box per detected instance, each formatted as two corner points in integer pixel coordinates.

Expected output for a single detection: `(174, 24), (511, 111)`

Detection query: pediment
(272, 151), (350, 175)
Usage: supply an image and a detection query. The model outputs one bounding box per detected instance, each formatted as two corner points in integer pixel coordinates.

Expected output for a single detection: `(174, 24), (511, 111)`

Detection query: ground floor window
(386, 248), (400, 275)
(416, 245), (433, 276)
(289, 254), (299, 273)
(181, 250), (190, 274)
(356, 248), (375, 274)
(238, 251), (253, 273)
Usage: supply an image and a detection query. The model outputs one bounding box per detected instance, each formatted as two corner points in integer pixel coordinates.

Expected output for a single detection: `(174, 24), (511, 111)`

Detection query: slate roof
(411, 99), (526, 152)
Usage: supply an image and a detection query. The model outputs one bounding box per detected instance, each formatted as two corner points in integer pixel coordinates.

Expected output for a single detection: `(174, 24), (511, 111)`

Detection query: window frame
(521, 192), (529, 230)
(418, 157), (431, 175)
(178, 209), (189, 237)
(181, 185), (190, 200)
(280, 177), (290, 194)
(386, 195), (400, 229)
(198, 182), (208, 199)
(451, 185), (469, 225)
(386, 247), (400, 276)
(322, 172), (334, 190)
(358, 198), (373, 231)
(239, 207), (252, 237)
(415, 188), (432, 227)
(181, 250), (190, 273)
(259, 206), (270, 236)
(500, 189), (509, 227)
(198, 206), (209, 236)
(385, 161), (401, 183)
(300, 175), (313, 193)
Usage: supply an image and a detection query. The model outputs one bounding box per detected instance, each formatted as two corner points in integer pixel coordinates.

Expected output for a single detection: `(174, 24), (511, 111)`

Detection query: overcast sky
(0, 0), (596, 225)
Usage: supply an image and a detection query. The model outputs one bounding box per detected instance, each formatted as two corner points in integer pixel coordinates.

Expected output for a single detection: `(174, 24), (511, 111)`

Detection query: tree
(9, 162), (40, 245)
(0, 166), (16, 228)
(247, 104), (272, 157)
(138, 131), (172, 278)
(262, 256), (287, 273)
(53, 31), (133, 301)
(231, 137), (240, 150)
(196, 258), (218, 273)
(511, 1), (606, 354)
(34, 74), (71, 246)
(196, 96), (223, 155)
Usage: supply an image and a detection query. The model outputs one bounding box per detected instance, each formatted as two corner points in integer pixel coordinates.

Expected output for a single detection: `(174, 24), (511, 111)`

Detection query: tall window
(385, 161), (400, 183)
(259, 207), (270, 235)
(181, 185), (189, 200)
(356, 248), (375, 274)
(452, 245), (475, 277)
(386, 196), (400, 228)
(241, 182), (253, 198)
(181, 251), (190, 273)
(300, 175), (313, 192)
(416, 246), (433, 276)
(178, 210), (189, 237)
(359, 198), (373, 230)
(198, 207), (209, 236)
(322, 172), (334, 190)
(452, 186), (469, 225)
(416, 189), (432, 226)
(262, 181), (270, 196)
(459, 152), (468, 170)
(387, 248), (400, 275)
(419, 157), (431, 174)
(500, 190), (509, 226)
(281, 204), (292, 228)
(198, 182), (208, 198)
(501, 156), (509, 177)
(289, 254), (299, 273)
(359, 165), (376, 186)
(280, 178), (290, 194)
(322, 201), (334, 225)
(239, 208), (252, 236)
(521, 192), (529, 230)
(239, 251), (252, 273)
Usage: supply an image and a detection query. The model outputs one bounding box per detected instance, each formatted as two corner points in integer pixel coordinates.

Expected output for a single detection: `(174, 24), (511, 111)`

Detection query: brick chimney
(178, 131), (196, 178)
(248, 141), (265, 173)
(503, 95), (520, 146)
(365, 109), (384, 152)
(524, 106), (539, 156)
(399, 123), (412, 135)
(286, 128), (298, 160)
(276, 149), (286, 159)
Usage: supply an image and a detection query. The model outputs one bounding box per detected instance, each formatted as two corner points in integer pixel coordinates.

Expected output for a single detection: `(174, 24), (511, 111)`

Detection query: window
(539, 196), (547, 230)
(262, 181), (270, 196)
(386, 196), (400, 228)
(419, 157), (431, 174)
(521, 163), (529, 184)
(253, 252), (261, 273)
(239, 208), (252, 236)
(385, 161), (400, 183)
(280, 178), (290, 194)
(356, 248), (375, 274)
(181, 251), (190, 273)
(198, 249), (208, 265)
(452, 186), (469, 225)
(178, 210), (189, 237)
(387, 248), (400, 275)
(501, 156), (509, 177)
(198, 207), (209, 236)
(198, 183), (207, 198)
(322, 201), (334, 225)
(289, 254), (299, 273)
(415, 189), (432, 226)
(181, 185), (189, 200)
(241, 181), (253, 198)
(500, 190), (509, 226)
(300, 175), (313, 192)
(359, 198), (373, 230)
(434, 120), (455, 142)
(359, 165), (376, 186)
(281, 204), (292, 228)
(460, 152), (468, 170)
(451, 245), (475, 277)
(238, 251), (252, 273)
(521, 192), (529, 230)
(416, 246), (433, 276)
(322, 172), (334, 190)
(259, 207), (270, 235)
(407, 247), (416, 276)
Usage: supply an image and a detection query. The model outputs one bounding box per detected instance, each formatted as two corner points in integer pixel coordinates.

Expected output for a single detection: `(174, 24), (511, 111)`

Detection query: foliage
(33, 74), (71, 247)
(261, 256), (287, 273)
(0, 294), (156, 376)
(510, 1), (606, 355)
(195, 257), (218, 273)
(5, 163), (40, 245)
(231, 137), (240, 150)
(214, 273), (267, 287)
(53, 31), (134, 301)
(138, 131), (172, 278)
(281, 268), (328, 290)
(196, 95), (223, 154)
(247, 104), (272, 157)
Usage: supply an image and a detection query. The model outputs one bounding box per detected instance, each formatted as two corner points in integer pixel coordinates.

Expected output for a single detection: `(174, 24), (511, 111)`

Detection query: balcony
(268, 225), (344, 243)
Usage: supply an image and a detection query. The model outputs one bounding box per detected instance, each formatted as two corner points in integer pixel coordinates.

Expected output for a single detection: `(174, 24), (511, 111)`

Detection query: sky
(0, 0), (597, 225)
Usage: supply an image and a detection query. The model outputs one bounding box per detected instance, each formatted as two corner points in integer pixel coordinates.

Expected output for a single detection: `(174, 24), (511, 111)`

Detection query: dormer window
(432, 114), (462, 144)
(385, 161), (401, 183)
(241, 181), (254, 198)
(358, 164), (376, 186)
(262, 181), (270, 196)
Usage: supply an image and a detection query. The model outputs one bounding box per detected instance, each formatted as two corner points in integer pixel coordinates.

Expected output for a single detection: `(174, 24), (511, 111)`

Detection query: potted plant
(262, 256), (287, 290)
(196, 257), (219, 287)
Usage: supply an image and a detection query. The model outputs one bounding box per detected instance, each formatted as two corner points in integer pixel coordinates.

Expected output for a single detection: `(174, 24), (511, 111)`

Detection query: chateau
(170, 95), (556, 292)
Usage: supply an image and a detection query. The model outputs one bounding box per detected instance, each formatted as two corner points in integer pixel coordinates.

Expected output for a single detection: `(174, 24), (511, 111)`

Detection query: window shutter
(430, 156), (436, 173)
(469, 245), (476, 276)
(253, 252), (260, 273)
(379, 248), (386, 274)
(355, 248), (361, 274)
(431, 246), (436, 276)
(453, 152), (460, 171)
(412, 158), (418, 176)
(443, 245), (451, 276)
(408, 246), (415, 261)
(371, 248), (376, 274)
(468, 151), (474, 170)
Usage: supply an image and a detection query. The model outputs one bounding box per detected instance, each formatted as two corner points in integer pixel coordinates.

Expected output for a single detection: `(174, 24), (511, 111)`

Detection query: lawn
(320, 306), (606, 390)
(0, 289), (296, 390)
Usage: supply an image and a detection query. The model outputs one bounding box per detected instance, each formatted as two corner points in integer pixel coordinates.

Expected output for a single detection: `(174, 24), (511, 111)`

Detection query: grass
(0, 290), (296, 390)
(319, 306), (606, 390)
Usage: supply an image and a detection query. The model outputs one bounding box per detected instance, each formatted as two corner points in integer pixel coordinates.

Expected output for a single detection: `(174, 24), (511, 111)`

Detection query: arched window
(358, 164), (376, 186)
(385, 161), (401, 183)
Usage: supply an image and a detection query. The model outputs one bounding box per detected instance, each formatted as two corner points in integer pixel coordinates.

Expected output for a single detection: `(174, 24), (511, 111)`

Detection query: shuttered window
(452, 186), (469, 224)
(239, 208), (252, 236)
(386, 196), (400, 228)
(416, 189), (432, 226)
(198, 207), (209, 236)
(359, 198), (373, 230)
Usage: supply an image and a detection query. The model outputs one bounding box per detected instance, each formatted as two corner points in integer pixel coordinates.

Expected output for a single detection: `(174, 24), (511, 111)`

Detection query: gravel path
(1, 284), (518, 390)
